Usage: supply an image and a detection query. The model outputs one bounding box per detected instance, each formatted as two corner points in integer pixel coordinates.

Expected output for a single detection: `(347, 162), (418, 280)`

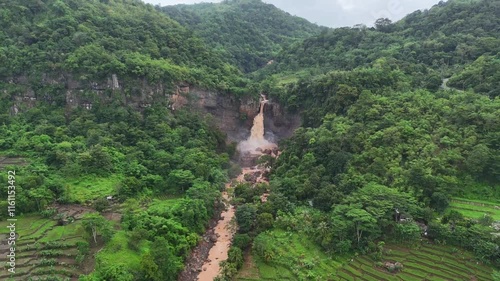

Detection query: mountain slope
(0, 0), (246, 93)
(256, 0), (500, 97)
(159, 0), (324, 72)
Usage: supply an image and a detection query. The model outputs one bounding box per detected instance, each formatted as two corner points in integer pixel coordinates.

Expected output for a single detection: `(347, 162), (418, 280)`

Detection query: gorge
(185, 94), (279, 281)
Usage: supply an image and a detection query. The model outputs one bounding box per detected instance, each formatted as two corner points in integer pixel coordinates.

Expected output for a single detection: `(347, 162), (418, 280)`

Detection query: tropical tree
(81, 213), (113, 244)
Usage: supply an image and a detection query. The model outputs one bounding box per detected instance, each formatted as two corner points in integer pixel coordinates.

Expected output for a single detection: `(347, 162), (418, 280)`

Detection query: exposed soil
(79, 236), (106, 276)
(52, 203), (95, 220)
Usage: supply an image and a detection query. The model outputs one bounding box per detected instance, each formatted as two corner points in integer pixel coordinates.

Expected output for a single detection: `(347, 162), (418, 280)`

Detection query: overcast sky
(142, 0), (441, 27)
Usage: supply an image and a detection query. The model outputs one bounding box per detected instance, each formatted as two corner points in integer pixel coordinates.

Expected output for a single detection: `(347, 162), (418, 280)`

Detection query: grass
(147, 197), (183, 210)
(0, 215), (54, 236)
(38, 220), (83, 242)
(65, 174), (122, 203)
(95, 230), (146, 272)
(236, 230), (345, 280)
(453, 197), (500, 206)
(244, 232), (496, 281)
(450, 197), (500, 220)
(0, 215), (88, 281)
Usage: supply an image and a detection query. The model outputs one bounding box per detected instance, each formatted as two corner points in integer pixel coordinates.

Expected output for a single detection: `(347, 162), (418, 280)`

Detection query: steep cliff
(7, 73), (299, 143)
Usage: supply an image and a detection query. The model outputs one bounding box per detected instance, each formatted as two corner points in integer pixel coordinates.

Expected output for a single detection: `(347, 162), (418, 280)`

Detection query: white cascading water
(237, 95), (276, 154)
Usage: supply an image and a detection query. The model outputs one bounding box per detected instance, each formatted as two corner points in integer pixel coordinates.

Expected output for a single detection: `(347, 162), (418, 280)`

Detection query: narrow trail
(441, 78), (464, 92)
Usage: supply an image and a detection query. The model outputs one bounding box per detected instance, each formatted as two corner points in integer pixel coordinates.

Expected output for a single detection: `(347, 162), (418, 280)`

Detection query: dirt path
(441, 78), (464, 92)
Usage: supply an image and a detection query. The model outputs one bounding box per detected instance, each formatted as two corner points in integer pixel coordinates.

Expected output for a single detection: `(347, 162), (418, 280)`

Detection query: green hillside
(0, 0), (499, 280)
(0, 0), (246, 92)
(256, 0), (500, 97)
(160, 0), (324, 72)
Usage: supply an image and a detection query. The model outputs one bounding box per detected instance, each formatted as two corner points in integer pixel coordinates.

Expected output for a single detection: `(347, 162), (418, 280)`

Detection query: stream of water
(196, 95), (276, 281)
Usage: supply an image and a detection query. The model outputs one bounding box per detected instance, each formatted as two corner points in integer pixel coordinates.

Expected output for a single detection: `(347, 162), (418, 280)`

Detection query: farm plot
(0, 213), (91, 280)
(336, 243), (494, 281)
(450, 198), (500, 220)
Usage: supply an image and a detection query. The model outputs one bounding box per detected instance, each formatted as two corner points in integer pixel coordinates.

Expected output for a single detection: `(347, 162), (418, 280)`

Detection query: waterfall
(249, 95), (267, 140)
(238, 95), (276, 154)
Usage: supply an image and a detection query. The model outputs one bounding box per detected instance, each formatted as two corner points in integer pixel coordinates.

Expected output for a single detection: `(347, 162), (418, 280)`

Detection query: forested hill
(257, 0), (500, 97)
(159, 0), (324, 73)
(1, 1), (244, 280)
(0, 0), (247, 93)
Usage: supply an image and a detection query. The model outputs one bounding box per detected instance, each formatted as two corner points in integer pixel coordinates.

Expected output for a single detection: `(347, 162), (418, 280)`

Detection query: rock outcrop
(6, 73), (300, 142)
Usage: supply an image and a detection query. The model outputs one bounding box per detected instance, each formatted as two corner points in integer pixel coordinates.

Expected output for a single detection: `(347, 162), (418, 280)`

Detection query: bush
(39, 250), (63, 257)
(40, 208), (57, 218)
(232, 234), (252, 250)
(39, 258), (57, 266)
(227, 247), (244, 269)
(93, 197), (111, 213)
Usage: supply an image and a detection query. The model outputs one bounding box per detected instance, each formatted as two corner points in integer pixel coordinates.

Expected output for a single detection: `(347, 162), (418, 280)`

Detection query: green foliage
(448, 54), (500, 97)
(140, 237), (184, 281)
(81, 213), (114, 244)
(256, 212), (274, 232)
(394, 222), (421, 244)
(251, 230), (344, 280)
(256, 0), (500, 98)
(235, 204), (257, 234)
(232, 233), (252, 250)
(227, 246), (244, 269)
(493, 270), (500, 281)
(0, 0), (247, 92)
(160, 0), (323, 72)
(2, 0), (500, 279)
(76, 241), (90, 264)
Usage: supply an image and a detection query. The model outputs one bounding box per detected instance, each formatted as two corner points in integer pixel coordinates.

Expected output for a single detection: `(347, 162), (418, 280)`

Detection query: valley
(0, 0), (499, 280)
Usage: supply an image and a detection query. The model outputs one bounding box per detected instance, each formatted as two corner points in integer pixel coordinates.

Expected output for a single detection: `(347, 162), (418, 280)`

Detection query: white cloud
(337, 0), (356, 11)
(141, 0), (440, 27)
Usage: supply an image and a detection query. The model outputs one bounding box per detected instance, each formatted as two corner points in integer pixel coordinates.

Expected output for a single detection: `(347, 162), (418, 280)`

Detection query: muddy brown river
(196, 95), (276, 280)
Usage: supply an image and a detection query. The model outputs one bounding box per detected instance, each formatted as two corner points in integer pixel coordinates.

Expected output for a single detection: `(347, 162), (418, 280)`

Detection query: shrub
(40, 208), (57, 218)
(232, 234), (252, 250)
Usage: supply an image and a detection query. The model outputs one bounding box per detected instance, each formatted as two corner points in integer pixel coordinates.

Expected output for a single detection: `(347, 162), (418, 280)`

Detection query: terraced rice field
(0, 157), (28, 170)
(335, 243), (494, 281)
(0, 213), (90, 280)
(450, 198), (500, 220)
(238, 229), (496, 281)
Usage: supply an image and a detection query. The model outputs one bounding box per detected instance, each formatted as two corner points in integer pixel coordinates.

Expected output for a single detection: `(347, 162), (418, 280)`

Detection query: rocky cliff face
(7, 74), (300, 142)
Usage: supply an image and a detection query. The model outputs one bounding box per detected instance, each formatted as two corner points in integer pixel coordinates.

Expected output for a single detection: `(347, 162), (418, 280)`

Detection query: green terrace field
(0, 214), (88, 280)
(0, 157), (28, 170)
(450, 198), (500, 221)
(336, 243), (494, 281)
(238, 230), (495, 281)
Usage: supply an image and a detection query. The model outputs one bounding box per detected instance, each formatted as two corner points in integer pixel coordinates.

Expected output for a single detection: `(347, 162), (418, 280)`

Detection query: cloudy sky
(142, 0), (441, 27)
